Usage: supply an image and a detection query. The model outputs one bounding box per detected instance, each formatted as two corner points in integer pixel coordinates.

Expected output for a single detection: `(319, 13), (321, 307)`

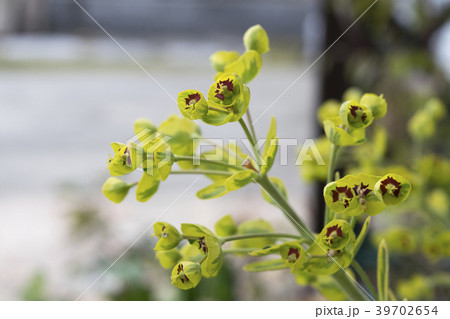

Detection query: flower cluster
(324, 173), (411, 216)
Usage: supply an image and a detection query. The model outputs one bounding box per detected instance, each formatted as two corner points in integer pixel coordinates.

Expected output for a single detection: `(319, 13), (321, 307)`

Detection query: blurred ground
(0, 35), (319, 300)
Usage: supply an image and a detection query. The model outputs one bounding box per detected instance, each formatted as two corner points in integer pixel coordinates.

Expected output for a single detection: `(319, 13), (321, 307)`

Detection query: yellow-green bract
(152, 222), (182, 251)
(102, 177), (133, 203)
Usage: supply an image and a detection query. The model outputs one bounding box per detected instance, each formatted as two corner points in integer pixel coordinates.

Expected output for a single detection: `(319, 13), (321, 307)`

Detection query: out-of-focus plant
(100, 25), (418, 301)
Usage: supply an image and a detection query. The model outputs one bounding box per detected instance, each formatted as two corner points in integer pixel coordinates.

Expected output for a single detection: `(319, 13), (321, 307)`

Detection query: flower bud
(374, 174), (411, 205)
(210, 50), (240, 72)
(424, 98), (446, 120)
(408, 111), (435, 140)
(177, 90), (208, 120)
(102, 177), (133, 203)
(319, 220), (355, 251)
(339, 101), (373, 129)
(107, 142), (144, 176)
(171, 261), (202, 290)
(360, 93), (387, 119)
(153, 222), (182, 251)
(243, 24), (270, 55)
(214, 214), (237, 237)
(155, 248), (182, 269)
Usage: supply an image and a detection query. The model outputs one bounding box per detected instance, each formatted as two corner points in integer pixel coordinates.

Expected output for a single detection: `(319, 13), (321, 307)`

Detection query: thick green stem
(239, 118), (264, 168)
(324, 143), (340, 225)
(173, 155), (244, 171)
(352, 260), (377, 300)
(257, 175), (315, 242)
(257, 175), (369, 301)
(221, 232), (301, 243)
(170, 170), (233, 176)
(333, 269), (371, 301)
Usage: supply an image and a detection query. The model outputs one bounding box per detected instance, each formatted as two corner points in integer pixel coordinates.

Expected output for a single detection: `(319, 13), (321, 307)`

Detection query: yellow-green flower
(171, 261), (202, 290)
(153, 222), (182, 251)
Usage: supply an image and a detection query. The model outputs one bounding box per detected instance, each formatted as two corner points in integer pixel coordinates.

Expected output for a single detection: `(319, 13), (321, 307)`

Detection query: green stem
(221, 232), (301, 243)
(173, 155), (244, 171)
(239, 118), (264, 168)
(170, 170), (233, 176)
(223, 248), (259, 254)
(325, 143), (340, 225)
(349, 216), (356, 229)
(351, 260), (378, 300)
(257, 175), (315, 242)
(257, 176), (369, 301)
(333, 269), (371, 301)
(246, 110), (258, 143)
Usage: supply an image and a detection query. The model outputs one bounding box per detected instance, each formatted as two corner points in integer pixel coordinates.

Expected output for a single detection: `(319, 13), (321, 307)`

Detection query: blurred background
(0, 0), (449, 300)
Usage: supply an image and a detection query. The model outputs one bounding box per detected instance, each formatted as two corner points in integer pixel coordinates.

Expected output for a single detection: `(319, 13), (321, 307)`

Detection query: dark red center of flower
(121, 146), (131, 166)
(349, 105), (367, 123)
(185, 93), (201, 109)
(325, 225), (343, 244)
(331, 186), (354, 208)
(287, 248), (300, 262)
(379, 176), (402, 197)
(198, 237), (208, 254)
(215, 79), (234, 101)
(353, 182), (372, 197)
(177, 264), (190, 283)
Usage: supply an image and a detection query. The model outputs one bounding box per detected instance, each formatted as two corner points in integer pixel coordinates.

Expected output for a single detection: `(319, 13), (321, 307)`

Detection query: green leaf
(248, 244), (281, 256)
(196, 180), (228, 199)
(377, 239), (389, 301)
(158, 115), (201, 156)
(136, 173), (160, 202)
(225, 170), (257, 191)
(243, 24), (270, 55)
(353, 217), (371, 256)
(231, 219), (275, 253)
(224, 50), (262, 84)
(243, 259), (288, 272)
(261, 177), (288, 206)
(263, 116), (276, 157)
(261, 137), (278, 175)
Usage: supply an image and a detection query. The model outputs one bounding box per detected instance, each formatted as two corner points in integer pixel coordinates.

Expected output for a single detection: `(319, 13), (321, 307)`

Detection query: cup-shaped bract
(210, 50), (240, 72)
(339, 101), (373, 129)
(177, 90), (208, 120)
(102, 177), (132, 203)
(204, 73), (249, 125)
(360, 93), (387, 119)
(181, 224), (223, 278)
(374, 173), (411, 205)
(243, 24), (270, 55)
(156, 248), (182, 269)
(153, 222), (182, 251)
(107, 142), (145, 176)
(171, 261), (202, 290)
(279, 241), (308, 272)
(319, 220), (355, 251)
(324, 179), (358, 215)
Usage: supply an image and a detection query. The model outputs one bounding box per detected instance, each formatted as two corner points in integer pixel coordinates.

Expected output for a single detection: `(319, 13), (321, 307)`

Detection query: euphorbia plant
(102, 25), (412, 301)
